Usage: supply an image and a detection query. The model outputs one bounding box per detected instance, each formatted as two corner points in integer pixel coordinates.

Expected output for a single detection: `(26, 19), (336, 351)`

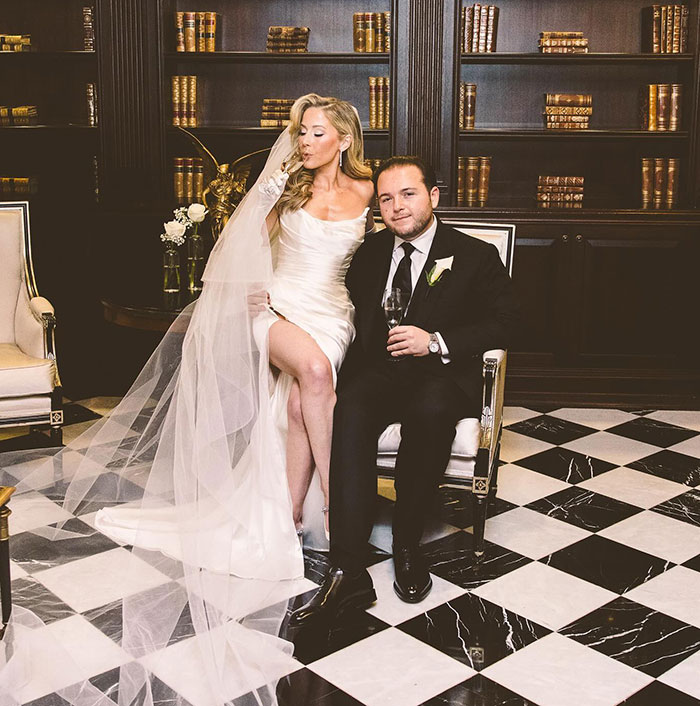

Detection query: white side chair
(376, 220), (516, 558)
(0, 202), (63, 446)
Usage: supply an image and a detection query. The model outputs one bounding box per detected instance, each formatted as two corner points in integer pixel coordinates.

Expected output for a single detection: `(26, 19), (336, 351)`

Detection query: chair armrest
(29, 296), (55, 320)
(15, 294), (57, 362)
(482, 348), (505, 365)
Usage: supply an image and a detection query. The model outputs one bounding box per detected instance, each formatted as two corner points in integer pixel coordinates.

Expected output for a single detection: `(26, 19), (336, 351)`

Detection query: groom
(290, 156), (518, 626)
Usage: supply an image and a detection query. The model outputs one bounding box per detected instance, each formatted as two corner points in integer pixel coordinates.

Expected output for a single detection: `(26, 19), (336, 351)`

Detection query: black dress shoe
(289, 567), (376, 628)
(393, 545), (432, 603)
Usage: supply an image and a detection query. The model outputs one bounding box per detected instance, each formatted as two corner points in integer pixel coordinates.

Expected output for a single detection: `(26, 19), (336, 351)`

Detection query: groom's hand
(387, 326), (431, 357)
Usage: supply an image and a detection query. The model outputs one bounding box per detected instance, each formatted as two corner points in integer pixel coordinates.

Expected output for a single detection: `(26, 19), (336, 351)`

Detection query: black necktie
(391, 242), (415, 294)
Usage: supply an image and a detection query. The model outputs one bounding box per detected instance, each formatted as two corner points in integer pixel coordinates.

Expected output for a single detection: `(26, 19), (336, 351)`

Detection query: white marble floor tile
(577, 466), (687, 509)
(658, 649), (700, 699)
(366, 558), (467, 626)
(500, 430), (554, 463)
(562, 432), (661, 467)
(548, 408), (638, 431)
(646, 410), (700, 433)
(483, 632), (653, 706)
(10, 558), (29, 580)
(34, 546), (170, 613)
(598, 511), (700, 564)
(15, 614), (130, 703)
(472, 561), (616, 631)
(503, 406), (542, 427)
(309, 627), (474, 706)
(495, 464), (571, 506)
(669, 434), (700, 459)
(142, 625), (302, 706)
(625, 566), (700, 629)
(484, 507), (591, 560)
(9, 492), (73, 534)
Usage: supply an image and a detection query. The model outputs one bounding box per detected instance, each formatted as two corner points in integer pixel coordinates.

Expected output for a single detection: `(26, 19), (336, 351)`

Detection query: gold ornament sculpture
(177, 127), (270, 241)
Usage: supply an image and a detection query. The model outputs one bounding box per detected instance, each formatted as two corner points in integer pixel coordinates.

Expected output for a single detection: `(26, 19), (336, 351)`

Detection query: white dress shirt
(383, 216), (450, 362)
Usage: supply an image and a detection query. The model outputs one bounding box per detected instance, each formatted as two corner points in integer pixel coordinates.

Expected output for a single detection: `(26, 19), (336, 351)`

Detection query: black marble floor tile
(543, 535), (673, 594)
(515, 446), (616, 483)
(525, 486), (642, 532)
(398, 592), (550, 671)
(11, 576), (75, 624)
(517, 403), (561, 414)
(652, 489), (700, 528)
(277, 590), (389, 665)
(0, 430), (59, 453)
(684, 554), (700, 572)
(506, 414), (596, 445)
(620, 680), (700, 705)
(11, 517), (119, 573)
(422, 531), (532, 590)
(560, 596), (700, 677)
(242, 668), (364, 706)
(628, 450), (700, 487)
(23, 694), (71, 706)
(606, 417), (698, 449)
(85, 665), (194, 706)
(83, 599), (123, 644)
(437, 486), (517, 529)
(423, 674), (536, 705)
(38, 471), (145, 511)
(62, 403), (103, 425)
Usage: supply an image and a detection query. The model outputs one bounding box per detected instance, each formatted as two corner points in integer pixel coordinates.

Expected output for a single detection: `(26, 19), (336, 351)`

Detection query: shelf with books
(458, 128), (690, 139)
(164, 51), (390, 64)
(166, 126), (389, 137)
(459, 52), (695, 64)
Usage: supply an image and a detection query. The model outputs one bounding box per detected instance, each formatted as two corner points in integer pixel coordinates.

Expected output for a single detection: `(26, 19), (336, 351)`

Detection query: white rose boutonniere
(426, 256), (454, 286)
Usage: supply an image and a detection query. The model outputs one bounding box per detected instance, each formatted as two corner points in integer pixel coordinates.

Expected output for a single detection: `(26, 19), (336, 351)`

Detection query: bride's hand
(258, 169), (290, 203)
(247, 290), (271, 316)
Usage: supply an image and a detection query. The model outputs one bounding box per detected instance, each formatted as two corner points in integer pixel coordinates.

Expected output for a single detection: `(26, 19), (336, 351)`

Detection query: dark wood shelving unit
(459, 52), (695, 63)
(164, 51), (390, 64)
(458, 129), (690, 139)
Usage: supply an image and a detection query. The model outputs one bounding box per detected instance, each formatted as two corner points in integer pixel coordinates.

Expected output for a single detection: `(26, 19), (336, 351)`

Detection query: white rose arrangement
(161, 202), (208, 246)
(160, 219), (187, 247)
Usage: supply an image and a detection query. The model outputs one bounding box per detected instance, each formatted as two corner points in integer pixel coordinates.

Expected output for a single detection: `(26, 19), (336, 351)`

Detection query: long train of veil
(0, 127), (309, 706)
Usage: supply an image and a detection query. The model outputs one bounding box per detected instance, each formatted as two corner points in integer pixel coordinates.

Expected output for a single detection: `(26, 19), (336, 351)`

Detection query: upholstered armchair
(0, 202), (63, 445)
(376, 220), (515, 558)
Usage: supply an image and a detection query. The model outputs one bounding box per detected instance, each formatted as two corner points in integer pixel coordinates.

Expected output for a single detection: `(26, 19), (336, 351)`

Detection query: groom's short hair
(373, 156), (437, 192)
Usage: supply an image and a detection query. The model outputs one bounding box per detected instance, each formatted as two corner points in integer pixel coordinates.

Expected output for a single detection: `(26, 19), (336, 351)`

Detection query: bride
(0, 94), (374, 706)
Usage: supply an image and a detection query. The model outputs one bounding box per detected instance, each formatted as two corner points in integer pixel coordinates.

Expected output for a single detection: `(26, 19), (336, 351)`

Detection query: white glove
(258, 169), (289, 202)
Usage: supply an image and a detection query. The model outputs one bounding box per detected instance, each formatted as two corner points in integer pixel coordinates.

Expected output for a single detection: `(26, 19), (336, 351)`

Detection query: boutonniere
(426, 256), (454, 286)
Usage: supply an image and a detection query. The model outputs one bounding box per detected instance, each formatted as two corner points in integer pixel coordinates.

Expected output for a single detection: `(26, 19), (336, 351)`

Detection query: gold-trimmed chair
(0, 201), (63, 446)
(376, 220), (515, 558)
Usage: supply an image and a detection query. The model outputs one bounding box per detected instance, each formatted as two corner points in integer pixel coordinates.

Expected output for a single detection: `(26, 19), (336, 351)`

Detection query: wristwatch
(428, 333), (441, 354)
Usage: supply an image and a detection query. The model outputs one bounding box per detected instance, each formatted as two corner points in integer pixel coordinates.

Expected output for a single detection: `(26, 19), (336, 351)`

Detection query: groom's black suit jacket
(339, 218), (519, 405)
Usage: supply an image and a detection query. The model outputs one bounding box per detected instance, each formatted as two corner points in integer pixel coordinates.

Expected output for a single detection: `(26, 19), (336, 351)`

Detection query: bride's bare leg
(286, 380), (314, 526)
(269, 320), (335, 519)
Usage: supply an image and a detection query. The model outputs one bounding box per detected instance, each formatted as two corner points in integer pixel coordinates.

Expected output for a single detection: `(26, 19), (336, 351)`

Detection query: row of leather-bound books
(0, 105), (38, 126)
(352, 12), (391, 53)
(260, 99), (293, 128)
(0, 177), (38, 195)
(537, 176), (584, 209)
(174, 12), (218, 52)
(459, 4), (499, 53)
(266, 27), (310, 53)
(544, 94), (592, 130)
(642, 5), (689, 53)
(641, 157), (680, 209)
(173, 157), (205, 204)
(457, 156), (491, 206)
(641, 84), (683, 130)
(0, 33), (31, 52)
(368, 77), (390, 129)
(538, 31), (589, 54)
(171, 76), (198, 127)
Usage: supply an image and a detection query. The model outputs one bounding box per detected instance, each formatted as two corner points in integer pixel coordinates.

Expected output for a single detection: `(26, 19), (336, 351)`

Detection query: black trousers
(329, 360), (479, 573)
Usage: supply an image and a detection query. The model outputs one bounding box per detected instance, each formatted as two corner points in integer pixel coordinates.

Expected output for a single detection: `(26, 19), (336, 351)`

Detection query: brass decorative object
(177, 127), (270, 241)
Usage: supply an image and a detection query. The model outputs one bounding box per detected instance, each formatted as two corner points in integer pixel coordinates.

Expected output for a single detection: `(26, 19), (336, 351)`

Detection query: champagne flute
(383, 288), (409, 360)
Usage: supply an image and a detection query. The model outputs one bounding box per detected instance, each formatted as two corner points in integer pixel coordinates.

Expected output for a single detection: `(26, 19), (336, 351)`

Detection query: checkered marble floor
(2, 401), (700, 705)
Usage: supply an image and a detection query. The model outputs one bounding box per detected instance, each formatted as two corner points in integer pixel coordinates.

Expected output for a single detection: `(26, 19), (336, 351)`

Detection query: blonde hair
(277, 93), (372, 213)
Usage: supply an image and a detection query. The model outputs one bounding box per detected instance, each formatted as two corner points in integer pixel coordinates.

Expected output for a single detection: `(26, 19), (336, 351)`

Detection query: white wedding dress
(94, 206), (369, 577)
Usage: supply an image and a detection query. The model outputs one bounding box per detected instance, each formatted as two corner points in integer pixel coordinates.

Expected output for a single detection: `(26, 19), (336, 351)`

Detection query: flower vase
(187, 232), (205, 295)
(163, 244), (181, 294)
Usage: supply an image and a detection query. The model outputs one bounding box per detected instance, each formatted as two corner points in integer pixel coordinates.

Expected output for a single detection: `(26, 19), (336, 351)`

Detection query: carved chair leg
(50, 425), (63, 446)
(472, 493), (488, 560)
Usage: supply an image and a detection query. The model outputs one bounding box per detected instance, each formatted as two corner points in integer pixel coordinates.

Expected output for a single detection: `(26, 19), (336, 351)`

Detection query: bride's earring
(339, 150), (343, 168)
